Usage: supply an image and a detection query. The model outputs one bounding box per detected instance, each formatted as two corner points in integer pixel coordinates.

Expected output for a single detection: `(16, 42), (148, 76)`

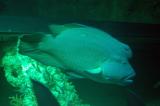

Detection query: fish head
(100, 58), (136, 86)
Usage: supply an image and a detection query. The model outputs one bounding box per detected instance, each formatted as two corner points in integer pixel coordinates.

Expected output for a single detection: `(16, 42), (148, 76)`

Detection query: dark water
(0, 17), (160, 106)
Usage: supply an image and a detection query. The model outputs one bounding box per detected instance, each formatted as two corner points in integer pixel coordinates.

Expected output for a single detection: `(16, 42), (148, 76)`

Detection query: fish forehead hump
(47, 27), (131, 71)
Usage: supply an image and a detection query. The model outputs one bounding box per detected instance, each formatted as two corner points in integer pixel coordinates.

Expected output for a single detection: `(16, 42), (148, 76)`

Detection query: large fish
(19, 23), (135, 86)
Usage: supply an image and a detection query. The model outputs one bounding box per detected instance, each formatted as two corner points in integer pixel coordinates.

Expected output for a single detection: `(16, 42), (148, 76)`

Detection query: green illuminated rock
(2, 37), (90, 106)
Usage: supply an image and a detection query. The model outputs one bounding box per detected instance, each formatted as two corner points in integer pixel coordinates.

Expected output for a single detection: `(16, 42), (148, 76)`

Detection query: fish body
(20, 23), (135, 86)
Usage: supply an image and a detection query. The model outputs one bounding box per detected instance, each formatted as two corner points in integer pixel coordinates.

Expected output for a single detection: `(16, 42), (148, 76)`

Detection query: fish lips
(120, 73), (135, 86)
(101, 60), (136, 86)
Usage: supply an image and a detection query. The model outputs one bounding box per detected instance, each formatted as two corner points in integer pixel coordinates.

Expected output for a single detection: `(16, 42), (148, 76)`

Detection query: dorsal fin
(48, 23), (86, 36)
(63, 23), (86, 28)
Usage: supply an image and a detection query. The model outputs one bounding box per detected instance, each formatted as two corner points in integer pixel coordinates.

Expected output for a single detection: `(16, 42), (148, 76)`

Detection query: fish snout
(101, 60), (136, 86)
(119, 72), (136, 86)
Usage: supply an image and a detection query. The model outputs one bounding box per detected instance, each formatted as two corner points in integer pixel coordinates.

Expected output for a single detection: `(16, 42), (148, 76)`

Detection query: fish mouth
(122, 74), (135, 85)
(124, 74), (135, 80)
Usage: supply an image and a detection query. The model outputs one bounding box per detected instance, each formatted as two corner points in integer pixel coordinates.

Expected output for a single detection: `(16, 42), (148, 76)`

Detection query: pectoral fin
(66, 72), (85, 79)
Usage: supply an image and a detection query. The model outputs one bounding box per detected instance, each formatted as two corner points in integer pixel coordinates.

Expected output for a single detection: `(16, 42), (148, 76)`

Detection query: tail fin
(20, 33), (45, 43)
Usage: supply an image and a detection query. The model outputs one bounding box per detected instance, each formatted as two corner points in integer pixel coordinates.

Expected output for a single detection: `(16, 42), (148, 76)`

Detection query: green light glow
(2, 37), (90, 106)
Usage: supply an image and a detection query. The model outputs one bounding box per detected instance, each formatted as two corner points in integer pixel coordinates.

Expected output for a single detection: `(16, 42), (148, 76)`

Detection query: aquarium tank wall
(0, 0), (160, 23)
(0, 0), (160, 106)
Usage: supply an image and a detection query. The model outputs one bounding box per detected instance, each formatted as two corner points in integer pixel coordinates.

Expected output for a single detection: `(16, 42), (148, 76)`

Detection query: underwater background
(0, 0), (160, 106)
